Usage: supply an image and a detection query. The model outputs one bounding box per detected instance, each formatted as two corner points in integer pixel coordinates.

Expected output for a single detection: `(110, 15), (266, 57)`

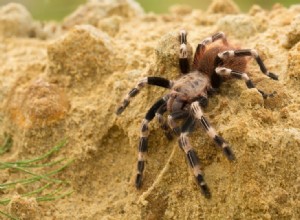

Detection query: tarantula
(116, 30), (278, 198)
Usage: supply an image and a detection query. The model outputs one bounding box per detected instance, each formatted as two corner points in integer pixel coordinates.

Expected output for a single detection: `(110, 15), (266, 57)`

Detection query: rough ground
(0, 0), (300, 219)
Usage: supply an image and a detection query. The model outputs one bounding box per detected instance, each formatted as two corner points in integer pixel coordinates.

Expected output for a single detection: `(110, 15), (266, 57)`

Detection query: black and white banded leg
(179, 30), (190, 74)
(215, 67), (276, 99)
(178, 116), (211, 198)
(217, 49), (279, 80)
(190, 101), (235, 161)
(193, 32), (228, 69)
(136, 97), (167, 188)
(116, 77), (173, 115)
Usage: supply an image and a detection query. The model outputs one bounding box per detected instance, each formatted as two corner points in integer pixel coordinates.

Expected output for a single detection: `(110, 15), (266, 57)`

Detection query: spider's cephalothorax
(116, 30), (278, 198)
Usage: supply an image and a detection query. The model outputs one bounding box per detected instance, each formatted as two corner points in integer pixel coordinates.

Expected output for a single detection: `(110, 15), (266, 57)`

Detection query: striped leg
(136, 97), (167, 189)
(216, 49), (279, 80)
(116, 77), (173, 115)
(193, 32), (228, 69)
(179, 116), (211, 198)
(215, 67), (276, 99)
(179, 30), (190, 74)
(190, 101), (235, 161)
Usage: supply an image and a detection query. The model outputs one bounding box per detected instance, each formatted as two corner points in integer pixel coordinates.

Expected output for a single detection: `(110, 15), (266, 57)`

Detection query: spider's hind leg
(178, 116), (211, 198)
(116, 77), (173, 115)
(216, 49), (279, 80)
(215, 67), (276, 99)
(193, 32), (228, 70)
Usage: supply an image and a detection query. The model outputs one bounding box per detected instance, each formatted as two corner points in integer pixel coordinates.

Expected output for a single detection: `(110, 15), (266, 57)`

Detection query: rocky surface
(0, 0), (299, 219)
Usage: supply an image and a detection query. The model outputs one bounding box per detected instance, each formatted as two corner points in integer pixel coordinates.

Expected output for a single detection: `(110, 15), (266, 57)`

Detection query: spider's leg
(215, 67), (276, 99)
(168, 95), (208, 135)
(167, 110), (189, 135)
(216, 49), (279, 80)
(178, 116), (211, 198)
(136, 97), (168, 189)
(116, 77), (173, 115)
(193, 32), (228, 69)
(179, 30), (190, 74)
(190, 101), (235, 161)
(156, 102), (173, 140)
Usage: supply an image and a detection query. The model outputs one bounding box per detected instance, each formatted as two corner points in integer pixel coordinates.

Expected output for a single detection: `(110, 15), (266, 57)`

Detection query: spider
(116, 30), (278, 198)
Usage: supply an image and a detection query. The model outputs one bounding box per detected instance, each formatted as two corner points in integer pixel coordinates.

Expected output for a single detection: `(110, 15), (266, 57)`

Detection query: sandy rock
(47, 25), (114, 91)
(63, 0), (143, 28)
(0, 3), (34, 38)
(217, 14), (257, 38)
(207, 0), (240, 14)
(239, 88), (264, 108)
(0, 0), (300, 219)
(287, 41), (300, 81)
(7, 78), (69, 129)
(169, 4), (193, 16)
(97, 15), (122, 37)
(0, 3), (33, 37)
(8, 196), (40, 220)
(284, 15), (300, 48)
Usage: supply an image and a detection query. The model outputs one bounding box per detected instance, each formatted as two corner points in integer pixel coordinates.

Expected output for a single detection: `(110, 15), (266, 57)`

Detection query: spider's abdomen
(172, 72), (210, 101)
(198, 44), (247, 77)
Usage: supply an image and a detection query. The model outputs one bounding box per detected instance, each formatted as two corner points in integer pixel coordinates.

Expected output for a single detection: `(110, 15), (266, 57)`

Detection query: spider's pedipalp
(215, 67), (276, 99)
(167, 110), (189, 135)
(116, 77), (173, 115)
(179, 30), (190, 74)
(135, 97), (167, 188)
(217, 49), (279, 80)
(179, 116), (211, 198)
(156, 102), (173, 140)
(190, 101), (235, 161)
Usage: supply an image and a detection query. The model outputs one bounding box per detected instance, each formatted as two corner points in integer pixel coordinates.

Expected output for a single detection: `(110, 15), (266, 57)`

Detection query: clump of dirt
(0, 0), (300, 219)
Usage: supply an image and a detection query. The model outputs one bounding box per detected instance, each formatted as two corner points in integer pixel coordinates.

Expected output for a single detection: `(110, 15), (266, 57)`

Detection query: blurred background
(0, 0), (299, 21)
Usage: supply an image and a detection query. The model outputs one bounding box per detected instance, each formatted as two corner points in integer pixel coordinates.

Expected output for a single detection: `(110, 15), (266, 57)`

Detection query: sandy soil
(0, 0), (300, 219)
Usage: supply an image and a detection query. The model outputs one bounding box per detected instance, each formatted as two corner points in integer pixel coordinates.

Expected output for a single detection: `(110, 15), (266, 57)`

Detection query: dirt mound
(0, 0), (299, 219)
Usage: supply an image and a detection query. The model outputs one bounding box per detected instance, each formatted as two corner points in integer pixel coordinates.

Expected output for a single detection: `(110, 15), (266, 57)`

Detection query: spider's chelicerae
(116, 30), (278, 198)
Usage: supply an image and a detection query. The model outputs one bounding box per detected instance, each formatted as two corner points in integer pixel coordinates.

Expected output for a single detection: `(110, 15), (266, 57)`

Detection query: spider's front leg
(135, 96), (169, 188)
(179, 30), (190, 74)
(116, 77), (173, 115)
